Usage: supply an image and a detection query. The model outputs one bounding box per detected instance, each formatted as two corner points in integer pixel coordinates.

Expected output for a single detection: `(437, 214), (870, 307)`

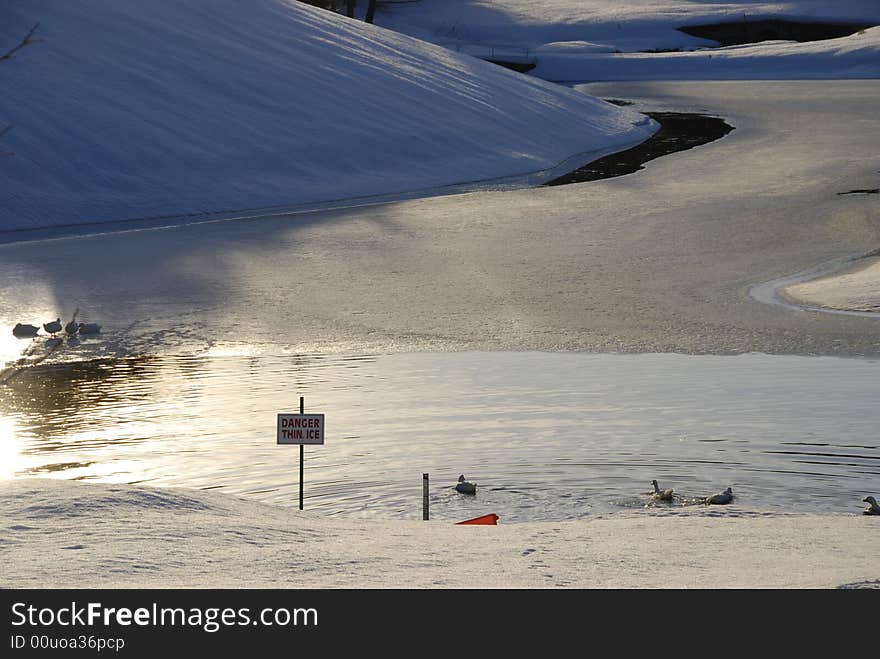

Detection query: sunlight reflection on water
(1, 351), (877, 521)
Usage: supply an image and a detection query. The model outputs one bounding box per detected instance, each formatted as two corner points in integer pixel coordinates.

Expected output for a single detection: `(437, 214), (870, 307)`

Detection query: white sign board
(277, 413), (325, 445)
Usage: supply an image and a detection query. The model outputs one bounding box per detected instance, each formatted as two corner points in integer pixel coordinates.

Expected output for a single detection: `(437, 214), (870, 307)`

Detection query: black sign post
(299, 396), (304, 510)
(277, 396), (325, 511)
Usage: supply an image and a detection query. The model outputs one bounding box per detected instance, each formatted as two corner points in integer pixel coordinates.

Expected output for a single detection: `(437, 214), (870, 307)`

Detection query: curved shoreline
(546, 110), (734, 185)
(0, 110), (737, 246)
(749, 251), (880, 319)
(0, 110), (735, 247)
(0, 132), (655, 246)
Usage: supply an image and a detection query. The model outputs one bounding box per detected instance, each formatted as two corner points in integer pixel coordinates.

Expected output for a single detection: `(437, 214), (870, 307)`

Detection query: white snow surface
(781, 256), (880, 313)
(0, 0), (655, 231)
(533, 27), (880, 81)
(380, 1), (880, 80)
(5, 1), (879, 233)
(3, 479), (877, 588)
(381, 0), (880, 50)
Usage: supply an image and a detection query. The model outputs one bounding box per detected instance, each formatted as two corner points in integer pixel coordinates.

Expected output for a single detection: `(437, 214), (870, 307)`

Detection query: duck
(703, 487), (733, 505)
(455, 475), (476, 495)
(651, 479), (674, 502)
(863, 496), (880, 515)
(64, 319), (79, 336)
(42, 318), (62, 336)
(77, 322), (101, 335)
(12, 323), (39, 337)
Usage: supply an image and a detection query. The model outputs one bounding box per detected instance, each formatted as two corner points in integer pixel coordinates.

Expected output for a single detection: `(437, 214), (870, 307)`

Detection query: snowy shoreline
(2, 479), (877, 588)
(779, 255), (880, 314)
(0, 131), (653, 246)
(749, 252), (880, 319)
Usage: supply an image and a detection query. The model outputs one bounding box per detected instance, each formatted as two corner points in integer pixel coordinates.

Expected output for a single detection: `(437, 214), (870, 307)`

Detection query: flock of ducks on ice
(456, 475), (880, 515)
(12, 318), (101, 339)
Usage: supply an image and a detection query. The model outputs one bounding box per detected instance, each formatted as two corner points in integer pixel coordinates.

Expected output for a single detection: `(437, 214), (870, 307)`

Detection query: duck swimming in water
(703, 487), (733, 505)
(455, 475), (476, 495)
(863, 496), (880, 515)
(651, 479), (674, 502)
(77, 322), (101, 335)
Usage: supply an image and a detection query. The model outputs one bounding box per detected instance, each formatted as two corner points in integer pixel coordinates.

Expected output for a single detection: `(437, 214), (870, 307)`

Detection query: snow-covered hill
(0, 0), (655, 232)
(380, 1), (880, 80)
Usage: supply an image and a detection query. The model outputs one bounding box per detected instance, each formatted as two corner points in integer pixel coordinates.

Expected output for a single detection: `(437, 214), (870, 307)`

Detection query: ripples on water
(0, 351), (877, 521)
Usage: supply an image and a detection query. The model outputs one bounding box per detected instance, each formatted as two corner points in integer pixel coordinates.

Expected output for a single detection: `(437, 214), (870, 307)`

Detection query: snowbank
(381, 0), (880, 51)
(0, 0), (655, 232)
(2, 479), (877, 588)
(3, 1), (878, 233)
(781, 256), (880, 313)
(532, 27), (880, 81)
(381, 1), (880, 80)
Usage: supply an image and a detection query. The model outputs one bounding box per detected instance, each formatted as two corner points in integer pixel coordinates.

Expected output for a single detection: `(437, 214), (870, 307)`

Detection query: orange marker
(455, 513), (499, 525)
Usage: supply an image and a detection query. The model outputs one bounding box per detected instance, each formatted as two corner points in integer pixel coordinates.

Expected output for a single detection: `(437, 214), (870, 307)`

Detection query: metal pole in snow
(299, 396), (304, 511)
(423, 473), (429, 520)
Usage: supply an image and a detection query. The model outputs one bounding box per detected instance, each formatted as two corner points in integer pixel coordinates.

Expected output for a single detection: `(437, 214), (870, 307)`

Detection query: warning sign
(277, 413), (325, 445)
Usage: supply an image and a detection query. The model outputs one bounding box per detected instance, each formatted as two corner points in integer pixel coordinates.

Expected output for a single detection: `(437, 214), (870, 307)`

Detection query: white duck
(863, 496), (880, 515)
(703, 487), (733, 505)
(455, 475), (476, 495)
(651, 479), (674, 502)
(42, 318), (62, 336)
(12, 323), (39, 337)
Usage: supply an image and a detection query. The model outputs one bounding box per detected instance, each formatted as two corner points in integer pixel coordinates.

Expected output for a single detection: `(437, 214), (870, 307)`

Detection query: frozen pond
(1, 81), (878, 522)
(1, 351), (877, 521)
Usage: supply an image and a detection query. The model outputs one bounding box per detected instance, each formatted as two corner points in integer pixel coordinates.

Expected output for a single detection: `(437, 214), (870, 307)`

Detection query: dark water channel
(679, 20), (875, 47)
(546, 108), (734, 185)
